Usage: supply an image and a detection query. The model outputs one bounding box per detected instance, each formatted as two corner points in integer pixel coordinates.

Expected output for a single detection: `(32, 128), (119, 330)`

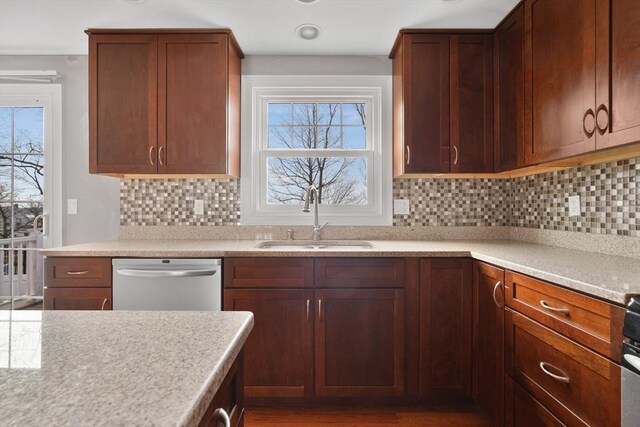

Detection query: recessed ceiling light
(295, 24), (321, 41)
(296, 0), (320, 4)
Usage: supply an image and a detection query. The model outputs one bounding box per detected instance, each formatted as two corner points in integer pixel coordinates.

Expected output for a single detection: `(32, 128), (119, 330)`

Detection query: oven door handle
(116, 268), (218, 278)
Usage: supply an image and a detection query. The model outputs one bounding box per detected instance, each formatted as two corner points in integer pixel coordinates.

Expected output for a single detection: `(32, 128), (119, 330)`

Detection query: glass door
(0, 85), (61, 310)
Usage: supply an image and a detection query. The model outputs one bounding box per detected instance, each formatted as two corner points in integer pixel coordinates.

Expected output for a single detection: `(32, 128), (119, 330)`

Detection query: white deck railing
(0, 235), (43, 300)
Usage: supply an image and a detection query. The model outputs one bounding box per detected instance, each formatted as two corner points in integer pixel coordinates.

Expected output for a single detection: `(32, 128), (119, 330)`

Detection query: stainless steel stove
(622, 295), (640, 426)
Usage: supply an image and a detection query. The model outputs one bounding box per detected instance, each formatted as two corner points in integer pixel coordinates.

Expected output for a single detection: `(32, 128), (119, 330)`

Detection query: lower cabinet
(223, 290), (314, 398)
(504, 376), (564, 427)
(505, 309), (621, 427)
(419, 258), (473, 400)
(44, 257), (112, 310)
(44, 287), (112, 310)
(315, 288), (405, 397)
(199, 351), (245, 427)
(473, 261), (505, 426)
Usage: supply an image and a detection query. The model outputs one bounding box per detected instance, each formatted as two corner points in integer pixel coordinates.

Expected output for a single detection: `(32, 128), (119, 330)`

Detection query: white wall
(242, 55), (391, 75)
(0, 55), (120, 245)
(0, 54), (390, 244)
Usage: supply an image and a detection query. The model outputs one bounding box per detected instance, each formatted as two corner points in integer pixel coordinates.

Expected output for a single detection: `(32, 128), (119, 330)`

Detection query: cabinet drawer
(45, 257), (112, 288)
(315, 258), (405, 288)
(224, 258), (313, 288)
(505, 376), (565, 427)
(44, 287), (112, 310)
(506, 310), (620, 427)
(505, 271), (624, 360)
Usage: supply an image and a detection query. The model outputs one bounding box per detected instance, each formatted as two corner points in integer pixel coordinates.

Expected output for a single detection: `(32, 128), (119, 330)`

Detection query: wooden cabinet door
(494, 5), (525, 172)
(450, 35), (494, 173)
(595, 0), (640, 149)
(504, 376), (565, 427)
(315, 289), (405, 397)
(419, 258), (472, 400)
(44, 287), (111, 310)
(524, 0), (597, 164)
(89, 34), (158, 174)
(224, 289), (313, 398)
(158, 34), (230, 174)
(402, 34), (450, 174)
(473, 261), (505, 426)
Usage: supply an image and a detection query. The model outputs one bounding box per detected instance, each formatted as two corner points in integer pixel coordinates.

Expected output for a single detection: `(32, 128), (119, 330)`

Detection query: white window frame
(241, 75), (392, 226)
(0, 83), (63, 248)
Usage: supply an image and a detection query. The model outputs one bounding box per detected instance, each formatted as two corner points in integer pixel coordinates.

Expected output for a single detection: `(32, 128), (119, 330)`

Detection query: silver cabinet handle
(116, 268), (218, 278)
(318, 299), (322, 322)
(540, 300), (570, 315)
(492, 281), (503, 308)
(148, 146), (155, 165)
(405, 145), (411, 165)
(539, 362), (570, 384)
(158, 145), (165, 166)
(101, 298), (108, 311)
(306, 299), (310, 322)
(213, 408), (230, 427)
(67, 270), (90, 276)
(453, 145), (459, 165)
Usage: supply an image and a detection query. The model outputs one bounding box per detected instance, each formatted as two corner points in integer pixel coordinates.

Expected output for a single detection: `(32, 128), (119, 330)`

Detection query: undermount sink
(255, 240), (373, 250)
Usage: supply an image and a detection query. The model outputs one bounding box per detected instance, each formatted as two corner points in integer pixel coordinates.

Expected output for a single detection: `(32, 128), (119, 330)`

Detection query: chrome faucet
(302, 185), (328, 241)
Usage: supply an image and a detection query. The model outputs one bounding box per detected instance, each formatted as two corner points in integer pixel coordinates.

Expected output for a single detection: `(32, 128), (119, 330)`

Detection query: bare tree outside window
(266, 102), (368, 206)
(0, 107), (44, 240)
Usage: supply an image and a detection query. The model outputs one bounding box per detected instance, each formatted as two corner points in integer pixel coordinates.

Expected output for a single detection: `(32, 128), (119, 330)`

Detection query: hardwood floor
(245, 407), (491, 427)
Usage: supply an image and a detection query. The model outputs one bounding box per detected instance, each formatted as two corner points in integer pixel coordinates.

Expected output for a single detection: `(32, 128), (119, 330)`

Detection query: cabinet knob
(213, 408), (231, 427)
(595, 104), (609, 135)
(582, 108), (596, 138)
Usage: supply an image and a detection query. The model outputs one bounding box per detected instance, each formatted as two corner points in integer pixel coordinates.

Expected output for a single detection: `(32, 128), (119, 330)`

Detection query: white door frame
(0, 83), (63, 248)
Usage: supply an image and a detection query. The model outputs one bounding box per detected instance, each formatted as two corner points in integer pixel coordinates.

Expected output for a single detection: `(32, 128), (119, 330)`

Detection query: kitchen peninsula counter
(0, 310), (254, 426)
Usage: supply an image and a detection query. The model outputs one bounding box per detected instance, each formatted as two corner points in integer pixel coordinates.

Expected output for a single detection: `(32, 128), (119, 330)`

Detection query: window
(241, 76), (392, 225)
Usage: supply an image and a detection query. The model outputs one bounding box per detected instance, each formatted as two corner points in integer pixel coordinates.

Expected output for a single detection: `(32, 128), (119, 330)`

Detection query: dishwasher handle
(115, 268), (218, 278)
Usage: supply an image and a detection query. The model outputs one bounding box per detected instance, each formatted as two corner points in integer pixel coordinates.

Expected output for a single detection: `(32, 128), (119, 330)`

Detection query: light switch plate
(67, 199), (78, 215)
(194, 199), (204, 215)
(393, 199), (410, 215)
(568, 195), (581, 217)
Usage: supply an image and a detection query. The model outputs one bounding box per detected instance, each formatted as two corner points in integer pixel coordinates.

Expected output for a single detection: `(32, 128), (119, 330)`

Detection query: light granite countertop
(0, 310), (254, 427)
(41, 239), (640, 305)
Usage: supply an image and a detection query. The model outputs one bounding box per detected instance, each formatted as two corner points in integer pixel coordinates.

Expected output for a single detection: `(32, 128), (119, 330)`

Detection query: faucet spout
(303, 185), (328, 240)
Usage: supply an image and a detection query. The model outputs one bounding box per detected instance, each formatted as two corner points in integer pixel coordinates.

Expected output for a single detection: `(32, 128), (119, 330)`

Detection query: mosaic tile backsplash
(120, 157), (638, 236)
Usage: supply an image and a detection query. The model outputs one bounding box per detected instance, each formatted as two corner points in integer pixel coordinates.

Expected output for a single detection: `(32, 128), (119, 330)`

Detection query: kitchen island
(0, 310), (253, 427)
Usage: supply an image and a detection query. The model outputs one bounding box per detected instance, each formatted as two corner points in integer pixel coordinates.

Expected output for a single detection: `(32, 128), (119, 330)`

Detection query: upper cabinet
(524, 0), (640, 165)
(391, 31), (493, 176)
(523, 0), (597, 164)
(594, 0), (640, 150)
(494, 4), (525, 172)
(87, 29), (243, 177)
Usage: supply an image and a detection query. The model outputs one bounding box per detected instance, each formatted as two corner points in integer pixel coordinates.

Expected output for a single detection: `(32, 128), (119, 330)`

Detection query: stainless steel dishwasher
(112, 259), (222, 311)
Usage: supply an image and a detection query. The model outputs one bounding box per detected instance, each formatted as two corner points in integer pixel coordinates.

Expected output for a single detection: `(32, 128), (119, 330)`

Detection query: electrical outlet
(194, 199), (204, 215)
(568, 195), (581, 217)
(67, 199), (78, 215)
(393, 199), (410, 215)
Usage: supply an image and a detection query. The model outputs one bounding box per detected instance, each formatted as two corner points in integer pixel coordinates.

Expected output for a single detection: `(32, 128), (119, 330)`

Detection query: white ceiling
(0, 0), (518, 56)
